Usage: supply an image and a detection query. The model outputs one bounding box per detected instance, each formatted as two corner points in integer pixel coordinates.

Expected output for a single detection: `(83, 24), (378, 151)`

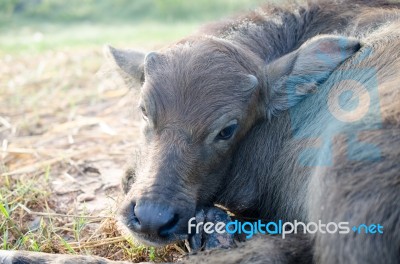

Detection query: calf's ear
(103, 45), (146, 89)
(265, 35), (361, 118)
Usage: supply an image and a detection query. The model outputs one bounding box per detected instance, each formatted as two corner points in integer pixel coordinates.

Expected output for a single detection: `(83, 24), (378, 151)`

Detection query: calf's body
(117, 1), (400, 263)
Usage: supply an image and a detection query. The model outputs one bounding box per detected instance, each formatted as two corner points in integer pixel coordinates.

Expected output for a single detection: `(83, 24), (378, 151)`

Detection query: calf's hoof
(188, 207), (237, 252)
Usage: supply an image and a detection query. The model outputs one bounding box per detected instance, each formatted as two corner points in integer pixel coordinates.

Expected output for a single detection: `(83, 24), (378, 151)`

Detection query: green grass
(0, 22), (199, 55)
(0, 0), (266, 24)
(0, 0), (268, 55)
(0, 172), (176, 261)
(0, 174), (51, 251)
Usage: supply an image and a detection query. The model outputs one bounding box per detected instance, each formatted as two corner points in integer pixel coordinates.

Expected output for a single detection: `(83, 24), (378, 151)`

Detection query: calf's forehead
(142, 77), (247, 135)
(141, 45), (252, 132)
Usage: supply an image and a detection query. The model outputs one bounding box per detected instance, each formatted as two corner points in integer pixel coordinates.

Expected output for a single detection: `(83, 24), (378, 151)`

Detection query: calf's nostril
(127, 202), (140, 228)
(159, 213), (179, 237)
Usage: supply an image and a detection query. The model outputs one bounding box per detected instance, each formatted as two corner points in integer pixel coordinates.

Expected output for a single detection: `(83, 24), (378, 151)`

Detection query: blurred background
(0, 0), (268, 54)
(0, 0), (268, 262)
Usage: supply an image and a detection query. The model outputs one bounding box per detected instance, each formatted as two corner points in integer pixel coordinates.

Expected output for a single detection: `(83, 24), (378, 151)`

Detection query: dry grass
(0, 47), (185, 262)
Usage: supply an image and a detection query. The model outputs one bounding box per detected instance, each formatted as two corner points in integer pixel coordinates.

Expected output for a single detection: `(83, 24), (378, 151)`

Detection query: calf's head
(105, 35), (360, 246)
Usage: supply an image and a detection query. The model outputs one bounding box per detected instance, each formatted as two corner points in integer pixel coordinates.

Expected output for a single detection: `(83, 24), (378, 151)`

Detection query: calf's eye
(216, 124), (238, 140)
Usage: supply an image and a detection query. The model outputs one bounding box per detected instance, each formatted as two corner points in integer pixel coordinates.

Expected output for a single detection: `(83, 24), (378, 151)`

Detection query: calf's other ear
(266, 35), (361, 118)
(103, 45), (146, 89)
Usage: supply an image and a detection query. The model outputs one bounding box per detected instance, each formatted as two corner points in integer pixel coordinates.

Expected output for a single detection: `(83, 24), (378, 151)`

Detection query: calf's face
(115, 39), (264, 245)
(106, 35), (360, 246)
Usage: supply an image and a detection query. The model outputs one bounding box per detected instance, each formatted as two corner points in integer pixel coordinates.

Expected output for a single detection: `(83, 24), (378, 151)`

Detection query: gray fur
(116, 0), (400, 263)
(0, 250), (133, 264)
